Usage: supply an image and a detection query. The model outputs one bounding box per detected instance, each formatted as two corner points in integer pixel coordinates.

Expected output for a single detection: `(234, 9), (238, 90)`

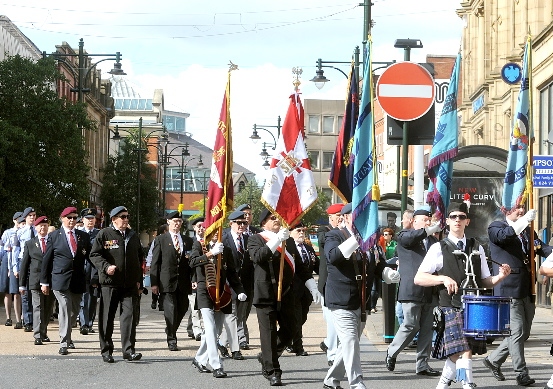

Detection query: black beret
(12, 211), (22, 220)
(236, 204), (252, 211)
(21, 207), (35, 218)
(292, 221), (306, 229)
(413, 209), (432, 217)
(81, 208), (97, 219)
(259, 208), (271, 225)
(339, 203), (352, 215)
(166, 210), (182, 219)
(228, 210), (246, 221)
(109, 206), (128, 218)
(76, 217), (82, 223)
(447, 202), (469, 216)
(190, 217), (204, 226)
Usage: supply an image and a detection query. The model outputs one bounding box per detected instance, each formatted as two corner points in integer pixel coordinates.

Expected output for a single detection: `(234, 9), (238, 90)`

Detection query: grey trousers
(53, 290), (81, 347)
(31, 289), (54, 340)
(488, 296), (535, 374)
(219, 300), (239, 352)
(386, 299), (436, 373)
(196, 307), (225, 370)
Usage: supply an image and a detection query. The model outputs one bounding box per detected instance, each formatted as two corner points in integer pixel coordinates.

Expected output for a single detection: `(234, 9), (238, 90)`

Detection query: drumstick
(486, 258), (505, 267)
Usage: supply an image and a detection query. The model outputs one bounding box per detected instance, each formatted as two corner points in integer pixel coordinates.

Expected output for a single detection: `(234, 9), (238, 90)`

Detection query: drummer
(414, 202), (511, 389)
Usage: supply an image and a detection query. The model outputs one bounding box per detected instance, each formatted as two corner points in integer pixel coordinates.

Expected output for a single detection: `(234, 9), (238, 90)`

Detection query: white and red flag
(261, 93), (317, 228)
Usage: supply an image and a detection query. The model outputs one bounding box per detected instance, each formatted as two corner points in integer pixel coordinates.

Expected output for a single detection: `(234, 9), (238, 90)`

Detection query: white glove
(305, 278), (321, 304)
(382, 267), (401, 284)
(209, 242), (224, 256)
(425, 222), (441, 236)
(338, 236), (359, 259)
(512, 209), (536, 235)
(237, 293), (247, 302)
(276, 228), (290, 242)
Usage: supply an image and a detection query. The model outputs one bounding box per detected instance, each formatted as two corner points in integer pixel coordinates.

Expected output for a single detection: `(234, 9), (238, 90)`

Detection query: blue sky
(3, 1), (463, 177)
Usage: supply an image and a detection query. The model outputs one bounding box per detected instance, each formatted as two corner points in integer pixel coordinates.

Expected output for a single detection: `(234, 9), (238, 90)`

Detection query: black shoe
(270, 375), (282, 386)
(286, 346), (294, 353)
(218, 344), (230, 358)
(80, 326), (89, 335)
(67, 341), (75, 349)
(14, 321), (23, 329)
(320, 341), (328, 353)
(158, 305), (164, 311)
(328, 360), (334, 367)
(24, 324), (33, 332)
(192, 358), (210, 373)
(58, 347), (68, 355)
(188, 333), (195, 339)
(385, 354), (396, 371)
(151, 301), (157, 309)
(516, 373), (535, 386)
(102, 354), (115, 363)
(123, 352), (142, 361)
(239, 341), (250, 350)
(195, 334), (201, 341)
(34, 338), (43, 345)
(168, 343), (179, 351)
(323, 385), (344, 389)
(88, 328), (95, 334)
(483, 357), (505, 381)
(295, 348), (308, 356)
(5, 319), (12, 326)
(232, 351), (244, 360)
(416, 367), (441, 376)
(212, 368), (227, 378)
(42, 336), (50, 342)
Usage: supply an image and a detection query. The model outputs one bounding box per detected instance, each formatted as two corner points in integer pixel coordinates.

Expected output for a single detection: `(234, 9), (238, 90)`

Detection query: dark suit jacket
(324, 227), (386, 310)
(396, 227), (437, 303)
(151, 232), (192, 295)
(489, 221), (552, 299)
(20, 236), (45, 290)
(222, 230), (253, 294)
(247, 233), (313, 306)
(317, 225), (331, 294)
(41, 228), (90, 293)
(293, 242), (319, 301)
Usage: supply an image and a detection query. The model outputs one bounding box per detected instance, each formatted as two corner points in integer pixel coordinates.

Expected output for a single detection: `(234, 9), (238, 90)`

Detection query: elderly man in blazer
(151, 210), (192, 351)
(40, 207), (91, 356)
(19, 216), (55, 345)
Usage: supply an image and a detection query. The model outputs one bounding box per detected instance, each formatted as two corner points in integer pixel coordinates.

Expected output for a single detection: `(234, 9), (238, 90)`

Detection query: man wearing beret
(186, 217), (206, 341)
(77, 208), (100, 336)
(151, 210), (192, 351)
(386, 208), (441, 377)
(90, 206), (144, 363)
(19, 216), (55, 345)
(236, 204), (261, 236)
(248, 208), (321, 386)
(41, 207), (91, 355)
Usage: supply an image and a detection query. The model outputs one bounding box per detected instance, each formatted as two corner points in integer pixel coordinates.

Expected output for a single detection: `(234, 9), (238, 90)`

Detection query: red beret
(60, 207), (78, 218)
(33, 216), (49, 226)
(326, 203), (344, 215)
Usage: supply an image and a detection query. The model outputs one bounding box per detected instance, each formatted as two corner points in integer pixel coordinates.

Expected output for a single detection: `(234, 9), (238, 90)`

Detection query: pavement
(0, 291), (552, 388)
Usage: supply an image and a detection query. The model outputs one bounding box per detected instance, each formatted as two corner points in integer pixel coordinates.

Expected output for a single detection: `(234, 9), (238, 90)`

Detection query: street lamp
(178, 154), (204, 205)
(249, 116), (282, 147)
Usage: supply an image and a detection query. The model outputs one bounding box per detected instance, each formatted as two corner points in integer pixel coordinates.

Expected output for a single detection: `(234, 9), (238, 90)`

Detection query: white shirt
(418, 235), (491, 279)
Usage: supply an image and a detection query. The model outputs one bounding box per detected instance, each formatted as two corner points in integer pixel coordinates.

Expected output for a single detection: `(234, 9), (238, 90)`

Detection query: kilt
(433, 307), (486, 359)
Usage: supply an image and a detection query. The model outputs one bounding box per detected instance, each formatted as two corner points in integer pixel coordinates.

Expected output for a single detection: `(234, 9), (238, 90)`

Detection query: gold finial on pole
(292, 67), (303, 91)
(228, 60), (239, 72)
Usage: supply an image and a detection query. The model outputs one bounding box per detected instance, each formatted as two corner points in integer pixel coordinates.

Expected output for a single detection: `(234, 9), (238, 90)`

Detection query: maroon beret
(33, 216), (49, 226)
(60, 207), (78, 218)
(326, 203), (344, 215)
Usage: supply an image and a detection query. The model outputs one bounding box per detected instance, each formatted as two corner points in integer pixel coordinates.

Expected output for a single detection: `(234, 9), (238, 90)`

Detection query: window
(323, 116), (335, 134)
(165, 167), (182, 191)
(322, 151), (334, 170)
(540, 83), (553, 155)
(238, 181), (245, 192)
(309, 150), (320, 169)
(308, 115), (320, 134)
(337, 115), (344, 132)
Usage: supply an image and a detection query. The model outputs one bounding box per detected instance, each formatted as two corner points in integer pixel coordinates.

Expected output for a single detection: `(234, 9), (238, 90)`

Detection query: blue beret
(236, 204), (252, 212)
(166, 210), (181, 219)
(17, 216), (25, 223)
(21, 207), (35, 218)
(109, 206), (128, 218)
(228, 210), (246, 221)
(413, 209), (432, 217)
(259, 208), (271, 225)
(81, 208), (97, 219)
(339, 203), (352, 215)
(12, 211), (22, 220)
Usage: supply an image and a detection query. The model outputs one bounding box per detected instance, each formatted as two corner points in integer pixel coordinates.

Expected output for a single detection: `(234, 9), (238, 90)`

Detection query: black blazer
(317, 225), (331, 294)
(293, 241), (320, 301)
(41, 228), (90, 293)
(222, 230), (253, 294)
(151, 232), (192, 295)
(20, 236), (45, 290)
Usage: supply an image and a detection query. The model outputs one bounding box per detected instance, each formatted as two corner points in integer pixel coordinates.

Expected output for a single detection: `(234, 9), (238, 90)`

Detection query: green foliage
(0, 55), (93, 226)
(100, 129), (160, 232)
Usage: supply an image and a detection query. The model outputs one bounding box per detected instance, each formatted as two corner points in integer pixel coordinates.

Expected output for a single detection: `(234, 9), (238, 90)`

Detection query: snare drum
(463, 295), (511, 339)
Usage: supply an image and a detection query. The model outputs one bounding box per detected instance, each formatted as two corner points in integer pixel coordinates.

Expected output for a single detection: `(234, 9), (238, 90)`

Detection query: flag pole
(526, 32), (536, 297)
(276, 240), (286, 310)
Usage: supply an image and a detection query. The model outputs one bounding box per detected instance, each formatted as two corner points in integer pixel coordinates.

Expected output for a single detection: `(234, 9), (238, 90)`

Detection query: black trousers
(255, 292), (297, 375)
(292, 292), (312, 349)
(98, 286), (137, 356)
(162, 286), (189, 345)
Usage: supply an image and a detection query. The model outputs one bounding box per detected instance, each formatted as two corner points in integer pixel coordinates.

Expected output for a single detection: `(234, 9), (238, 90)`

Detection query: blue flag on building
(426, 53), (461, 227)
(329, 62), (359, 203)
(352, 38), (380, 251)
(502, 38), (532, 212)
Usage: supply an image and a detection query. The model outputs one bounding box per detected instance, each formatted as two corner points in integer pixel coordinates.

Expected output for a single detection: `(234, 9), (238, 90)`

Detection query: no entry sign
(376, 62), (435, 121)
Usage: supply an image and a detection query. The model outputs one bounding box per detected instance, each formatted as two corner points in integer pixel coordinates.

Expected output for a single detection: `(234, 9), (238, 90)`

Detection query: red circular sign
(376, 62), (435, 121)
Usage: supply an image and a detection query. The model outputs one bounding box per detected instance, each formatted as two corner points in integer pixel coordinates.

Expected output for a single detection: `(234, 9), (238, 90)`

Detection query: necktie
(174, 234), (181, 255)
(520, 233), (529, 255)
(68, 231), (77, 254)
(420, 239), (427, 252)
(236, 236), (244, 255)
(41, 237), (46, 253)
(300, 243), (309, 264)
(457, 240), (464, 251)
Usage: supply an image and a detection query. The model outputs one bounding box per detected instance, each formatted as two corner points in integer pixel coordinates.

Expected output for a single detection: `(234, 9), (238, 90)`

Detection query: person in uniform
(248, 208), (321, 387)
(189, 224), (246, 378)
(236, 203), (262, 236)
(414, 202), (512, 389)
(385, 208), (441, 377)
(318, 203), (344, 366)
(40, 207), (91, 356)
(145, 223), (169, 311)
(150, 210), (192, 351)
(482, 204), (552, 386)
(77, 207), (100, 335)
(0, 211), (23, 328)
(186, 217), (205, 341)
(90, 206), (144, 363)
(19, 216), (55, 345)
(323, 203), (400, 389)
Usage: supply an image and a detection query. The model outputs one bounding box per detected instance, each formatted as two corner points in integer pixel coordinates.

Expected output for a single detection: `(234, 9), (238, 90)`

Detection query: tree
(0, 55), (93, 226)
(100, 129), (160, 232)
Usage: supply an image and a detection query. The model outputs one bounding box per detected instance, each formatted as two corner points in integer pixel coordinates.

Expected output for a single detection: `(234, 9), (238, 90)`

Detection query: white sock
(455, 358), (473, 384)
(436, 358), (456, 389)
(547, 374), (553, 388)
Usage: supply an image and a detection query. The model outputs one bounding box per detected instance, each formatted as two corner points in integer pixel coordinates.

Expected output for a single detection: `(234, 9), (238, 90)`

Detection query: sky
(2, 0), (464, 179)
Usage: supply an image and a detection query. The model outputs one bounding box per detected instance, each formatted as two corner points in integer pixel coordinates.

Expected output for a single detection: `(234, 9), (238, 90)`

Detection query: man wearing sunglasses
(415, 202), (512, 389)
(40, 207), (91, 356)
(90, 206), (144, 363)
(483, 204), (553, 387)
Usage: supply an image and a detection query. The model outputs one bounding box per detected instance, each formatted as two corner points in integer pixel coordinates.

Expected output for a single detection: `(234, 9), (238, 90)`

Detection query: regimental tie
(174, 234), (181, 255)
(236, 235), (244, 255)
(300, 243), (309, 265)
(457, 240), (464, 252)
(68, 230), (77, 254)
(40, 237), (46, 254)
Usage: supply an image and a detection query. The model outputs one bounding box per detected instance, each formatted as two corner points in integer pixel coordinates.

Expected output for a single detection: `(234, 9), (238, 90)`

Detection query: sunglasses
(118, 214), (130, 219)
(66, 216), (78, 220)
(234, 221), (248, 226)
(449, 214), (467, 220)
